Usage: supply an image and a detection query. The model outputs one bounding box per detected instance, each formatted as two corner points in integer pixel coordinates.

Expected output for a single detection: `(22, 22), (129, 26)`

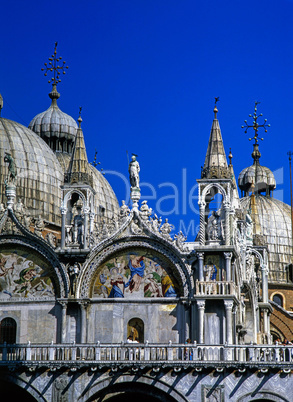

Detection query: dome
(0, 117), (63, 225)
(238, 164), (276, 195)
(240, 195), (292, 278)
(28, 86), (78, 153)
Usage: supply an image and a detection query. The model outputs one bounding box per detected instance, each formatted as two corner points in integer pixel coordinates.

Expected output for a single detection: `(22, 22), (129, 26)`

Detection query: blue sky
(1, 0), (293, 239)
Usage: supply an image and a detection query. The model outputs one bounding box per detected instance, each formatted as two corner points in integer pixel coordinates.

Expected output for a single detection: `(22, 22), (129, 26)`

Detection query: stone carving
(14, 198), (25, 223)
(73, 201), (84, 245)
(160, 218), (174, 240)
(53, 376), (68, 402)
(68, 262), (80, 296)
(173, 231), (187, 251)
(34, 215), (46, 238)
(149, 214), (162, 232)
(139, 200), (152, 221)
(131, 218), (143, 235)
(207, 211), (220, 240)
(4, 152), (17, 185)
(0, 203), (5, 219)
(45, 232), (57, 248)
(119, 200), (130, 222)
(129, 154), (140, 188)
(245, 249), (255, 282)
(23, 214), (32, 229)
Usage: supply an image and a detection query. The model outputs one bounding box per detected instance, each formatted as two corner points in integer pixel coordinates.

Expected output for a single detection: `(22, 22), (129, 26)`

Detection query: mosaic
(92, 250), (179, 298)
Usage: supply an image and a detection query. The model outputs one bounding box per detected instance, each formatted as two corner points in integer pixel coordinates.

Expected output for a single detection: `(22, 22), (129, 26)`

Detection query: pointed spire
(65, 108), (93, 186)
(201, 99), (229, 179)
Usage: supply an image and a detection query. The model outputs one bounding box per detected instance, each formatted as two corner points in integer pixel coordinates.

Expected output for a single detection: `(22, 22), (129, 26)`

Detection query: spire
(65, 108), (93, 186)
(201, 98), (229, 179)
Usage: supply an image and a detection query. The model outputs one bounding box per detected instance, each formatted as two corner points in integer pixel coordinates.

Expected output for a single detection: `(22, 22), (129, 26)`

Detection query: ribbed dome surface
(0, 118), (63, 225)
(240, 195), (292, 276)
(238, 164), (276, 193)
(28, 102), (77, 142)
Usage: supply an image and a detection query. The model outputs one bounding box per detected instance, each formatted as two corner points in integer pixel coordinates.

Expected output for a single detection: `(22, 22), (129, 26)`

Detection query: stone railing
(0, 343), (292, 368)
(195, 281), (236, 296)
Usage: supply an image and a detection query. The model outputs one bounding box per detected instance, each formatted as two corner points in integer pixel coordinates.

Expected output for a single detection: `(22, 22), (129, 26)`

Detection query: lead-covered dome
(28, 86), (77, 153)
(240, 195), (292, 279)
(0, 117), (63, 225)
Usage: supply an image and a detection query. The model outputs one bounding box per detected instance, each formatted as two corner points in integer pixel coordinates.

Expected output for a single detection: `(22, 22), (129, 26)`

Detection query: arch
(63, 189), (87, 208)
(127, 317), (144, 342)
(78, 237), (191, 298)
(0, 317), (16, 343)
(0, 239), (69, 298)
(237, 390), (290, 402)
(201, 182), (228, 205)
(0, 375), (46, 401)
(80, 374), (188, 402)
(271, 291), (285, 309)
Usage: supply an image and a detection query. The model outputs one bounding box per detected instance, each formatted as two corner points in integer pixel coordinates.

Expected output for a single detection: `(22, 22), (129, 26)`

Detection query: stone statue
(73, 202), (84, 245)
(139, 200), (152, 220)
(207, 211), (219, 241)
(174, 231), (187, 251)
(160, 218), (174, 240)
(129, 154), (140, 188)
(23, 214), (31, 229)
(14, 198), (25, 223)
(150, 214), (162, 232)
(4, 152), (17, 184)
(119, 200), (130, 222)
(45, 232), (57, 248)
(0, 203), (5, 218)
(34, 215), (46, 237)
(68, 262), (80, 295)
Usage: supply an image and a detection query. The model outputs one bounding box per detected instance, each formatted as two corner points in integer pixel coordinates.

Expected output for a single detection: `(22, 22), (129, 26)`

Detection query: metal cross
(241, 101), (270, 143)
(41, 42), (68, 85)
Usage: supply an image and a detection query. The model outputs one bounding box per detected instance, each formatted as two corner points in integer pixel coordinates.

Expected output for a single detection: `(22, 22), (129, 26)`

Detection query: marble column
(197, 252), (204, 282)
(79, 301), (89, 343)
(224, 252), (232, 282)
(224, 202), (231, 246)
(83, 207), (90, 249)
(261, 265), (269, 303)
(198, 201), (206, 245)
(224, 300), (234, 344)
(60, 207), (67, 249)
(59, 301), (67, 343)
(197, 300), (205, 344)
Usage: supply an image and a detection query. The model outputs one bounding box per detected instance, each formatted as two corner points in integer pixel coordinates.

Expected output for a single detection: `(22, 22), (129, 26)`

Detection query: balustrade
(195, 281), (236, 296)
(0, 343), (292, 365)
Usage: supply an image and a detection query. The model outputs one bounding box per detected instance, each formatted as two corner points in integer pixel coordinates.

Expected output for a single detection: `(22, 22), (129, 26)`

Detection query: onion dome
(238, 164), (276, 196)
(0, 117), (63, 226)
(28, 84), (77, 153)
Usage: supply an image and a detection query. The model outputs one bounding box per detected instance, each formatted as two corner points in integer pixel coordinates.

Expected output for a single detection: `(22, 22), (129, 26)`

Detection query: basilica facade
(0, 46), (292, 401)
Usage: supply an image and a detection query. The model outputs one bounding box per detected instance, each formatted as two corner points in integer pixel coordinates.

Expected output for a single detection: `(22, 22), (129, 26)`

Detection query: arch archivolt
(77, 237), (192, 298)
(79, 373), (188, 402)
(201, 182), (228, 204)
(62, 189), (87, 208)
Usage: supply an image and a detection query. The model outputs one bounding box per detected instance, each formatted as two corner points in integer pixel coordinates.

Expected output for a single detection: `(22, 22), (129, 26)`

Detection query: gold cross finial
(41, 42), (68, 87)
(241, 101), (270, 144)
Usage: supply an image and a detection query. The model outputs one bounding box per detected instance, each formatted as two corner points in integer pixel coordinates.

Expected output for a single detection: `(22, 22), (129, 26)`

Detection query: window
(0, 318), (17, 344)
(273, 294), (283, 307)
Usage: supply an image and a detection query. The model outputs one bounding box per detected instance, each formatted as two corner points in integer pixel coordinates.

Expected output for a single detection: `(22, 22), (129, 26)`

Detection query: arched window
(127, 318), (144, 343)
(0, 317), (17, 344)
(273, 294), (283, 307)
